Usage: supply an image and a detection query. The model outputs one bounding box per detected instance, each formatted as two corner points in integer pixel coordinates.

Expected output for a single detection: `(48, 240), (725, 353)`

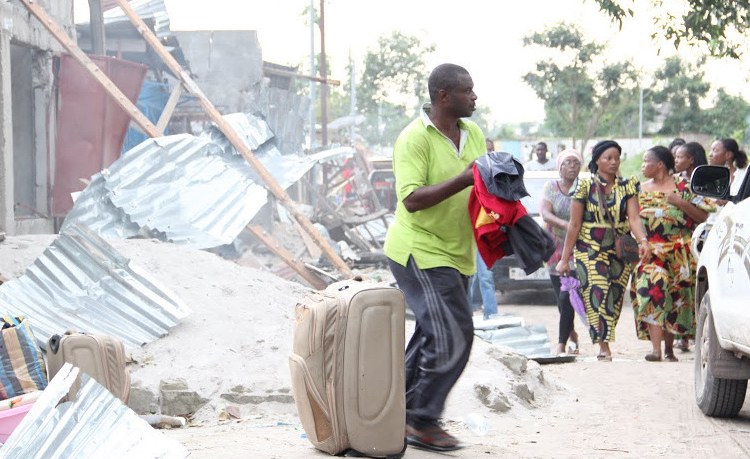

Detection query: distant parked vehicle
(366, 156), (396, 212)
(690, 165), (750, 418)
(490, 170), (558, 296)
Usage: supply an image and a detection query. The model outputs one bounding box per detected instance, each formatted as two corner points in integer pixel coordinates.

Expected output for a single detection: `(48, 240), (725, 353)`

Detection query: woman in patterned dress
(632, 146), (711, 361)
(555, 140), (650, 361)
(672, 141), (708, 352)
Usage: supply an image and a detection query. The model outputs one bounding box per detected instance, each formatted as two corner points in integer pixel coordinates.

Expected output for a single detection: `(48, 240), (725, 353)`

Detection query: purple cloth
(560, 275), (587, 326)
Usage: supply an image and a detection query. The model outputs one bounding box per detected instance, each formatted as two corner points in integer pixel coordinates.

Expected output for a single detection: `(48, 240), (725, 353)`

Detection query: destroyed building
(0, 0), (74, 235)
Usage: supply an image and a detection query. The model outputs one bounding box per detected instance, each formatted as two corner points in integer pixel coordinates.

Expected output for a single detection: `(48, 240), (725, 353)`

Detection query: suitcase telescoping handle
(48, 330), (80, 354)
(49, 334), (61, 354)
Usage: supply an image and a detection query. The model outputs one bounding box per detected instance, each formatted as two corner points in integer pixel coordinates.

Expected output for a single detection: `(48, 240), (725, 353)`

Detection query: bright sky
(75, 0), (750, 125)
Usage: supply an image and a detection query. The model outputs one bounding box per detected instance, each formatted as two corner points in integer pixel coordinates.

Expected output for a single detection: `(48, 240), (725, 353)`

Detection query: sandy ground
(3, 235), (750, 458)
(164, 298), (750, 458)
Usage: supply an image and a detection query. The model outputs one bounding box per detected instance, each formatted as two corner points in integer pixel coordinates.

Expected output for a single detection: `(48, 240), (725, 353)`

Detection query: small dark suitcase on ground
(46, 332), (130, 403)
(289, 278), (406, 457)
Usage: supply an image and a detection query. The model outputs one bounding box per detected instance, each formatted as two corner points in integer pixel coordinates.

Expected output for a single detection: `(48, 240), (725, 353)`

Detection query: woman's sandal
(664, 353), (679, 362)
(645, 353), (661, 362)
(596, 354), (612, 362)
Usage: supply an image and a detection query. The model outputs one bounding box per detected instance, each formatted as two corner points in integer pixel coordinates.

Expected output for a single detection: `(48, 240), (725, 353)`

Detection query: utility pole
(638, 86), (644, 151)
(88, 0), (105, 55)
(319, 0), (328, 147)
(308, 0), (316, 151)
(349, 50), (356, 145)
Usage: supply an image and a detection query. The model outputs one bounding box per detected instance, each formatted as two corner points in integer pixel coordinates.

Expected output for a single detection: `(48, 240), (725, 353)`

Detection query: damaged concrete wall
(173, 30), (307, 154)
(174, 30), (264, 114)
(0, 0), (73, 235)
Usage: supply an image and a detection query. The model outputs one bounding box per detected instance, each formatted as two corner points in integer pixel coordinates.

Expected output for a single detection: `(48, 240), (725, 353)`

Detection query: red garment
(468, 165), (528, 268)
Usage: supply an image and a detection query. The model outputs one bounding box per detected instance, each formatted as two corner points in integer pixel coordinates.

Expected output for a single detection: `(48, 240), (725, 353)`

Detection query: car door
(713, 177), (750, 348)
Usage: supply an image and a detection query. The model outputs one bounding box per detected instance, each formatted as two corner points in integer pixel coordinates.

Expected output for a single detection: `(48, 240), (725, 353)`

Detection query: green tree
(356, 31), (435, 146)
(592, 0), (750, 58)
(522, 23), (639, 153)
(650, 57), (710, 135)
(702, 89), (750, 141)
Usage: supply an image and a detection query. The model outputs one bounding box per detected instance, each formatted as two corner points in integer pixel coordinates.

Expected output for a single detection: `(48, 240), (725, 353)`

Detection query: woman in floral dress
(556, 140), (650, 361)
(632, 146), (712, 362)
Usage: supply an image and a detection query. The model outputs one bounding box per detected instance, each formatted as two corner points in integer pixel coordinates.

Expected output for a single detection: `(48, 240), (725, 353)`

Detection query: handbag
(0, 316), (48, 399)
(595, 182), (640, 264)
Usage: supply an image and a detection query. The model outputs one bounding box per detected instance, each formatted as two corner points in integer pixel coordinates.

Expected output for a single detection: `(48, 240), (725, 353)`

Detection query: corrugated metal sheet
(0, 224), (190, 350)
(251, 86), (309, 155)
(104, 134), (269, 248)
(62, 113), (324, 250)
(101, 0), (171, 37)
(0, 363), (188, 458)
(475, 324), (552, 358)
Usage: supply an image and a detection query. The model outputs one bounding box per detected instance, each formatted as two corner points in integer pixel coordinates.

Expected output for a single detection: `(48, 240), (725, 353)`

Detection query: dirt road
(164, 300), (750, 458)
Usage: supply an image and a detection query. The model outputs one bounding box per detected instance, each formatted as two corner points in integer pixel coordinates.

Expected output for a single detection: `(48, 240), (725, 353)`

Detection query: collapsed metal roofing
(0, 364), (188, 458)
(476, 323), (553, 358)
(0, 224), (191, 350)
(62, 113), (341, 250)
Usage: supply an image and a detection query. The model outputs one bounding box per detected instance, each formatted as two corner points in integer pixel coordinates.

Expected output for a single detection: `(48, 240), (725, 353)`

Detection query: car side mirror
(690, 165), (730, 199)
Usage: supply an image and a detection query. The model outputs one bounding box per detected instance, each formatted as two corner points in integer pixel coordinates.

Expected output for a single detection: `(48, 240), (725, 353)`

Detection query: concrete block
(127, 381), (159, 414)
(512, 382), (535, 403)
(159, 378), (208, 416)
(487, 347), (528, 375)
(474, 383), (511, 413)
(220, 385), (294, 404)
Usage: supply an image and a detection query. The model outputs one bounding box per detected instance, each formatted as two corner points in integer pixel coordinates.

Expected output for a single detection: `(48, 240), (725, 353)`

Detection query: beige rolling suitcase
(289, 278), (406, 457)
(46, 332), (130, 403)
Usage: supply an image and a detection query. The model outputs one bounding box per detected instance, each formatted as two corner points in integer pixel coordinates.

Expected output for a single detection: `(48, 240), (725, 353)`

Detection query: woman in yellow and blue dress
(632, 145), (712, 362)
(556, 140), (651, 361)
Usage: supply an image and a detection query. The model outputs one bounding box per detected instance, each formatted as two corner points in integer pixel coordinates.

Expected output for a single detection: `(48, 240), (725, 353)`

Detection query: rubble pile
(0, 234), (558, 430)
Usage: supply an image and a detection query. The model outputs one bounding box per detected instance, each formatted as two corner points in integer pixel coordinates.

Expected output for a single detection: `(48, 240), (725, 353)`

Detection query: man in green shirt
(384, 63), (485, 452)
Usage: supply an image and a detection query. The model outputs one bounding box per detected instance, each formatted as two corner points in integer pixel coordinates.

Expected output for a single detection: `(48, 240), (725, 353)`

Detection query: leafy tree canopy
(522, 22), (639, 152)
(592, 0), (750, 58)
(355, 31), (435, 146)
(650, 56), (710, 135)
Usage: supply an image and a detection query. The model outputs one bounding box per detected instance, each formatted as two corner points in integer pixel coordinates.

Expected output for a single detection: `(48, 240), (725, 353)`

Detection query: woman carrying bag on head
(555, 140), (650, 361)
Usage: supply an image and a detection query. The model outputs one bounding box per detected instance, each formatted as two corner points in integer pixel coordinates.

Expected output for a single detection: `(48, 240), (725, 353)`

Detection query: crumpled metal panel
(0, 224), (191, 350)
(103, 134), (268, 248)
(62, 113), (323, 249)
(0, 363), (188, 458)
(101, 0), (171, 38)
(475, 324), (552, 358)
(63, 172), (142, 240)
(205, 112), (275, 155)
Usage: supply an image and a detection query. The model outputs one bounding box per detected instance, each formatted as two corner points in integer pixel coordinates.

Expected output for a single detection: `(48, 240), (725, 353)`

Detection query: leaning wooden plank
(246, 224), (328, 290)
(115, 0), (354, 278)
(155, 83), (183, 135)
(19, 0), (159, 138)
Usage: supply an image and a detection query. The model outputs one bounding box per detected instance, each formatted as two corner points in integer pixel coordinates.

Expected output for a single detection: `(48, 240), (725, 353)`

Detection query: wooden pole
(319, 0), (328, 146)
(246, 224), (327, 290)
(155, 83), (182, 135)
(87, 0), (105, 55)
(262, 66), (340, 86)
(19, 0), (159, 138)
(114, 0), (354, 278)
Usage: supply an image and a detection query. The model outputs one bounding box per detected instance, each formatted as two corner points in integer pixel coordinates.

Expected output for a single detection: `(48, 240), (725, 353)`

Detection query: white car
(690, 165), (750, 417)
